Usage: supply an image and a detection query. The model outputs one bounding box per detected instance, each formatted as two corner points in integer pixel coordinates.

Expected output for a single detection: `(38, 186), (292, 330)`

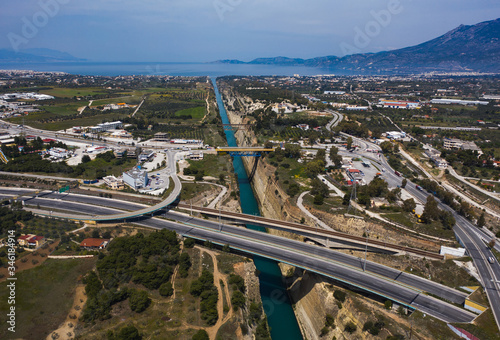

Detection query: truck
(416, 185), (423, 191)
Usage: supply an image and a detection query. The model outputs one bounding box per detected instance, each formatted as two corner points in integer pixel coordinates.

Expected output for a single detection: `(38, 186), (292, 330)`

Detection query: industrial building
(379, 100), (420, 109)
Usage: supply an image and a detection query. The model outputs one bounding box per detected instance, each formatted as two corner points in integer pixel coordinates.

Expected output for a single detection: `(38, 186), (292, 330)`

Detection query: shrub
(128, 290), (151, 313)
(159, 282), (174, 297)
(325, 314), (335, 328)
(333, 290), (346, 303)
(184, 238), (196, 248)
(344, 321), (357, 333)
(116, 324), (141, 340)
(192, 330), (209, 340)
(231, 291), (246, 311)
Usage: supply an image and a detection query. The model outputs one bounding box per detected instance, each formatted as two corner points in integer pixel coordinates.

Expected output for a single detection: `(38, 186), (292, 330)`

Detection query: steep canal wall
(217, 80), (332, 339)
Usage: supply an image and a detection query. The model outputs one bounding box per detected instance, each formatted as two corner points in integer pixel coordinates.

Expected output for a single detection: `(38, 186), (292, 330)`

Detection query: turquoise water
(212, 78), (303, 340)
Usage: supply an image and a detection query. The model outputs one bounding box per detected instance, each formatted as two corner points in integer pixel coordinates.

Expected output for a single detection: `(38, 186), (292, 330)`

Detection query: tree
(128, 289), (151, 313)
(401, 178), (407, 188)
(380, 141), (393, 154)
(84, 271), (103, 299)
(231, 290), (246, 310)
(477, 212), (486, 228)
(191, 330), (209, 340)
(329, 146), (343, 168)
(315, 149), (326, 163)
(310, 178), (329, 197)
(116, 325), (141, 340)
(284, 143), (301, 158)
(402, 198), (416, 212)
(346, 137), (353, 150)
(421, 195), (440, 223)
(344, 321), (357, 333)
(82, 154), (91, 163)
(440, 211), (456, 230)
(488, 239), (496, 249)
(305, 159), (325, 178)
(92, 229), (100, 238)
(313, 194), (324, 205)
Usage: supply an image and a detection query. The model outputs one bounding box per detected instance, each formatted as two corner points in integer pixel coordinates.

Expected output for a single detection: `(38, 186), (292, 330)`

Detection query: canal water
(211, 78), (303, 340)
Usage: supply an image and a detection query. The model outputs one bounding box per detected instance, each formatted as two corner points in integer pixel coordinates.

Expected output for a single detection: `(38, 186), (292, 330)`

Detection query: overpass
(176, 203), (444, 260)
(14, 193), (474, 324)
(12, 151), (182, 222)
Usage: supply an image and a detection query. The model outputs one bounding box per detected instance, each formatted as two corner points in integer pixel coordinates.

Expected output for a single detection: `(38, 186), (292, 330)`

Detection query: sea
(0, 61), (359, 77)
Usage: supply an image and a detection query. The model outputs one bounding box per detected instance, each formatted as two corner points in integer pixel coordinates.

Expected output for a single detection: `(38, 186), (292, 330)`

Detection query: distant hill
(215, 18), (500, 73)
(0, 48), (85, 62)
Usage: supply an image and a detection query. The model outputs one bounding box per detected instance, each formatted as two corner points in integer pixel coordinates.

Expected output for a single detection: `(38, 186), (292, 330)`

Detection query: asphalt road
(344, 135), (500, 329)
(1, 187), (475, 322)
(16, 194), (474, 323)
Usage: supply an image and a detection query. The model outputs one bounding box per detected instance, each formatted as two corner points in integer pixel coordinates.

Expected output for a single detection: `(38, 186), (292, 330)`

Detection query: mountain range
(215, 18), (500, 73)
(0, 48), (85, 62)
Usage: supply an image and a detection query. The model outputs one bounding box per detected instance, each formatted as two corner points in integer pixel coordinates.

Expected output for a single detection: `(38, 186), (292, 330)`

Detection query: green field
(175, 106), (206, 120)
(91, 96), (142, 107)
(8, 112), (130, 131)
(41, 87), (110, 98)
(0, 258), (97, 339)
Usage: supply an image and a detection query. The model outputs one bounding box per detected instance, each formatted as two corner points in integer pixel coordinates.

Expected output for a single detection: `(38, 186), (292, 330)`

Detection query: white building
(345, 106), (369, 111)
(89, 121), (123, 133)
(324, 91), (346, 95)
(48, 147), (69, 159)
(430, 98), (489, 106)
(123, 167), (148, 190)
(386, 131), (406, 140)
(103, 175), (124, 190)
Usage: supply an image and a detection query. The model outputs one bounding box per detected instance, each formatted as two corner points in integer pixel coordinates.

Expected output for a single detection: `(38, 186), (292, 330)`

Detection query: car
(489, 257), (495, 264)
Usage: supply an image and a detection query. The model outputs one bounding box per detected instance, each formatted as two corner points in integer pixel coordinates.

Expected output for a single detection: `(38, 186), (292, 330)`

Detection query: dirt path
(47, 284), (87, 340)
(197, 248), (233, 340)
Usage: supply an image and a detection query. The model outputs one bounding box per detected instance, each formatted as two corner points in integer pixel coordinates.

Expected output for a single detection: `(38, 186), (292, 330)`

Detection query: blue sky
(1, 0), (499, 62)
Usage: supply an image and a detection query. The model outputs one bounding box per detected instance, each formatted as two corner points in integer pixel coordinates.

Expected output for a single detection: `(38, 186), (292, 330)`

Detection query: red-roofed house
(42, 138), (57, 143)
(80, 238), (110, 250)
(348, 169), (361, 173)
(17, 234), (45, 248)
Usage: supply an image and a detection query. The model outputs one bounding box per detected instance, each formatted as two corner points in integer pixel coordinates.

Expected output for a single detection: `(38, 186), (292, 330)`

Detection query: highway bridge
(6, 151), (182, 222)
(9, 192), (474, 324)
(176, 203), (444, 260)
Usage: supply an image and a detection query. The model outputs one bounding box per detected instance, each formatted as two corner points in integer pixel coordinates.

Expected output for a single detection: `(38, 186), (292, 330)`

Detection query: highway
(0, 115), (491, 325)
(6, 150), (182, 221)
(1, 188), (470, 306)
(339, 134), (500, 329)
(9, 191), (475, 323)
